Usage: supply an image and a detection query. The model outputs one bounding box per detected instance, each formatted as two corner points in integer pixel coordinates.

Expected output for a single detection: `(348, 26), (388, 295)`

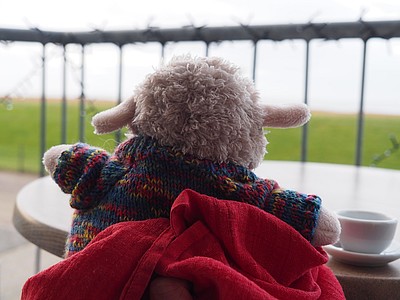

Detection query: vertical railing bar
(37, 42), (46, 273)
(115, 44), (124, 144)
(356, 39), (368, 166)
(34, 247), (41, 274)
(61, 44), (67, 144)
(252, 41), (258, 83)
(205, 42), (209, 57)
(160, 42), (165, 60)
(301, 40), (310, 162)
(79, 45), (85, 142)
(39, 44), (47, 177)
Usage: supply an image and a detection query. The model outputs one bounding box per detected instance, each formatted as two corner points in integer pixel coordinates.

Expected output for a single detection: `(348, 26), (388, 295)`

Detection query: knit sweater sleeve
(265, 184), (321, 243)
(53, 143), (111, 210)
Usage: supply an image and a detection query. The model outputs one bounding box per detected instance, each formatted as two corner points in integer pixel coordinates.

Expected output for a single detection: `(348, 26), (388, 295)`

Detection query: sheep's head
(92, 55), (310, 169)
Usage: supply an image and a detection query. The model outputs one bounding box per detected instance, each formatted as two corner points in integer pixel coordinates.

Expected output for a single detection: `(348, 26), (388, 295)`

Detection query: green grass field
(1, 99), (399, 173)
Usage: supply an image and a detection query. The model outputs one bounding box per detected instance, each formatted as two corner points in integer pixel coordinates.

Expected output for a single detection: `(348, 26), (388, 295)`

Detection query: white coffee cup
(336, 210), (397, 254)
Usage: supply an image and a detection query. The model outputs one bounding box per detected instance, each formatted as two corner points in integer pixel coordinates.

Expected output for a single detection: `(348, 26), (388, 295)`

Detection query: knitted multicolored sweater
(53, 135), (321, 257)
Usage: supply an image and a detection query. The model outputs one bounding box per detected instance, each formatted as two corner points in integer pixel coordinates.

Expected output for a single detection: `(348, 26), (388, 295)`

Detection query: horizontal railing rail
(1, 20), (400, 176)
(2, 20), (400, 44)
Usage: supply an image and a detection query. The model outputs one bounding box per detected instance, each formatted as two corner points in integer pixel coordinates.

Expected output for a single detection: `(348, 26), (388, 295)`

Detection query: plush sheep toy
(43, 55), (340, 258)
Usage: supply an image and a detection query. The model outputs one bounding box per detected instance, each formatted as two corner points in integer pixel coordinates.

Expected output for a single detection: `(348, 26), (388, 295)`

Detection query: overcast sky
(1, 0), (400, 114)
(2, 0), (400, 30)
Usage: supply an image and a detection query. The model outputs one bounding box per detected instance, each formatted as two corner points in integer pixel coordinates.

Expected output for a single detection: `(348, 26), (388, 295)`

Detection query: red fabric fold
(22, 189), (344, 300)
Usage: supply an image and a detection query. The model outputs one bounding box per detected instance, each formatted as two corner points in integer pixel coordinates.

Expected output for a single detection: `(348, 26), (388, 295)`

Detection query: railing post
(355, 39), (368, 166)
(301, 40), (310, 162)
(61, 44), (67, 144)
(115, 44), (124, 144)
(37, 42), (47, 274)
(252, 41), (258, 83)
(39, 43), (47, 177)
(160, 42), (165, 60)
(79, 45), (86, 142)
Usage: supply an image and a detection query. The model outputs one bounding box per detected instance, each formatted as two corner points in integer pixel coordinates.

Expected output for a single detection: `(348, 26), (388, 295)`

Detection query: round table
(13, 161), (400, 300)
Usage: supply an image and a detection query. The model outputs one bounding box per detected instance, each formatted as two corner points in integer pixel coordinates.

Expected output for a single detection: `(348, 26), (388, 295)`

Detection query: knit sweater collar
(115, 134), (255, 180)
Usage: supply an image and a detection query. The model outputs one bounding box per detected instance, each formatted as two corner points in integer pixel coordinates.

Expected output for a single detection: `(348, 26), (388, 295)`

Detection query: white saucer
(323, 241), (400, 267)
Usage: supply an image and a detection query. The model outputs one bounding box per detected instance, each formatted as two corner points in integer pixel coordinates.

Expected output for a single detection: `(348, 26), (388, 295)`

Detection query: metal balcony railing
(1, 20), (400, 175)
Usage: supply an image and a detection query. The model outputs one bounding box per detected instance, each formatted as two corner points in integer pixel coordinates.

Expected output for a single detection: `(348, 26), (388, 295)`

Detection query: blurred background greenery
(1, 99), (399, 173)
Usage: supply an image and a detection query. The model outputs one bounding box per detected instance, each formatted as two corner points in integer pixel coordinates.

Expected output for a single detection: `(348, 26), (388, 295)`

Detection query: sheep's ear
(262, 103), (311, 128)
(91, 97), (136, 134)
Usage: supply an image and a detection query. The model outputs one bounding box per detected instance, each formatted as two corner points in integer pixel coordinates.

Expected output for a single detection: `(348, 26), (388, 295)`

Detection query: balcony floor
(0, 171), (62, 300)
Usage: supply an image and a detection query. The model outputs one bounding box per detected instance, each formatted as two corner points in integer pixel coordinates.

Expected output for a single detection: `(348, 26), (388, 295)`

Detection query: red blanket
(22, 189), (344, 299)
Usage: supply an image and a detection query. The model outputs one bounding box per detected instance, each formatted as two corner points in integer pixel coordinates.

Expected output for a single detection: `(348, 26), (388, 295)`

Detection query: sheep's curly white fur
(132, 56), (267, 169)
